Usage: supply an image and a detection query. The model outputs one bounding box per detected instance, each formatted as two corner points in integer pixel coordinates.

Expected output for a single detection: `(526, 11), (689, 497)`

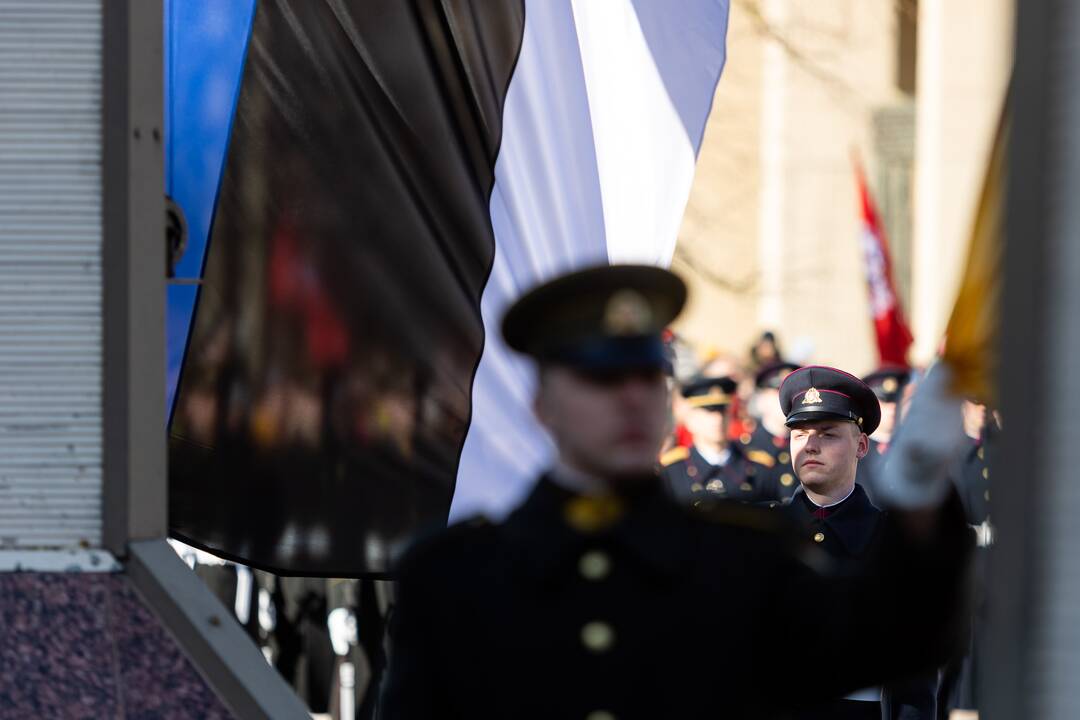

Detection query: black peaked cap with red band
(779, 365), (881, 435)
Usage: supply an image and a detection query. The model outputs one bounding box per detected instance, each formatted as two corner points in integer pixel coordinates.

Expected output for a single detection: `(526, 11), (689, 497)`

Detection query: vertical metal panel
(101, 0), (165, 553)
(0, 0), (103, 548)
(1027, 2), (1080, 716)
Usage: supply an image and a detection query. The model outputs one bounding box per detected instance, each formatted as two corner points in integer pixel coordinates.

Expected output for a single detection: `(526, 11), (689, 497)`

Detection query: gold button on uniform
(982, 468), (989, 479)
(779, 452), (790, 464)
(740, 482), (753, 492)
(579, 551), (611, 581)
(690, 482), (704, 493)
(780, 473), (794, 487)
(740, 433), (752, 445)
(581, 621), (615, 653)
(564, 496), (625, 533)
(984, 490), (990, 502)
(586, 712), (616, 720)
(978, 447), (985, 460)
(813, 532), (825, 543)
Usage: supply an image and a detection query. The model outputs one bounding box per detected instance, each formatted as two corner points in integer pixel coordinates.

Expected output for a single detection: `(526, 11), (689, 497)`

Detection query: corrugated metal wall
(0, 1), (103, 548)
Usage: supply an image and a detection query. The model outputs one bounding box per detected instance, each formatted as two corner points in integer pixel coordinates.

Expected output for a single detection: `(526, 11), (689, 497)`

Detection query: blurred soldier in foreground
(660, 374), (780, 504)
(742, 361), (801, 498)
(380, 265), (971, 719)
(777, 366), (935, 720)
(856, 367), (912, 505)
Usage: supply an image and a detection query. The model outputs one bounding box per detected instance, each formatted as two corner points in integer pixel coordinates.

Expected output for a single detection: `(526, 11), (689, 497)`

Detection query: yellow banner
(943, 107), (1008, 406)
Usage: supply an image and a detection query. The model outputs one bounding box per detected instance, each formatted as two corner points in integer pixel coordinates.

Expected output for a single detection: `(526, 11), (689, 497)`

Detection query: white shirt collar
(696, 446), (731, 467)
(806, 483), (856, 509)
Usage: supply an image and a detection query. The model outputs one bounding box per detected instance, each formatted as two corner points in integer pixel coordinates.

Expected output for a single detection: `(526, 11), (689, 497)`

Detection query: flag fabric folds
(168, 0), (729, 576)
(855, 158), (914, 368)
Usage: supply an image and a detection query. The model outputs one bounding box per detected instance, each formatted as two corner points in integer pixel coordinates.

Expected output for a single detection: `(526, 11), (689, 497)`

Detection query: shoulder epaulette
(660, 446), (690, 466)
(746, 449), (776, 468)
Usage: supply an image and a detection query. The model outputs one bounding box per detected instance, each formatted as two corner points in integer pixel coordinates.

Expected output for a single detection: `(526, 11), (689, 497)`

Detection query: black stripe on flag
(168, 0), (526, 576)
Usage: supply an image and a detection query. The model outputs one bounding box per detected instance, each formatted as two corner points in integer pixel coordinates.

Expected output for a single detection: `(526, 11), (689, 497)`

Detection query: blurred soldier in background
(939, 398), (997, 718)
(660, 375), (781, 504)
(741, 361), (801, 500)
(380, 264), (972, 719)
(749, 330), (785, 370)
(856, 367), (912, 506)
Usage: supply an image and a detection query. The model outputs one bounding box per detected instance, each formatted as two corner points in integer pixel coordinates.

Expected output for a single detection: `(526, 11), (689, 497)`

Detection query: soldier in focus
(379, 265), (971, 719)
(777, 366), (936, 720)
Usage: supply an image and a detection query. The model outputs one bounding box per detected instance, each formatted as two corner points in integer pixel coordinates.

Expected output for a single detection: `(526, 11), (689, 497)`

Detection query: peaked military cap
(501, 264), (687, 371)
(754, 361), (800, 390)
(681, 375), (737, 409)
(861, 366), (911, 404)
(779, 365), (881, 435)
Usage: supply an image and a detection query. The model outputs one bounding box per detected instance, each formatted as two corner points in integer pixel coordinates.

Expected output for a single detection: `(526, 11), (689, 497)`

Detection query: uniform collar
(694, 445), (730, 467)
(805, 483), (856, 510)
(789, 484), (882, 557)
(691, 443), (747, 472)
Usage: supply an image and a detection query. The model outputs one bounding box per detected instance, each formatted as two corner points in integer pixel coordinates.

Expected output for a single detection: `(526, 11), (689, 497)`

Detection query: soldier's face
(789, 419), (868, 493)
(685, 405), (729, 446)
(876, 401), (897, 438)
(535, 365), (669, 480)
(755, 388), (787, 430)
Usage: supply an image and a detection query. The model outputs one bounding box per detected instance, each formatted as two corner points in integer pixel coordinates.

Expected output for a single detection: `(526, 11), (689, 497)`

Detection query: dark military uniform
(781, 486), (937, 720)
(940, 430), (994, 714)
(661, 443), (783, 505)
(952, 437), (991, 525)
(380, 268), (971, 719)
(784, 484), (882, 562)
(382, 475), (969, 719)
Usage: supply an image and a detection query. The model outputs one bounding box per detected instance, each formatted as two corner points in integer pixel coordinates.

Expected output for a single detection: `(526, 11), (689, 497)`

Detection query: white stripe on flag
(573, 0), (729, 264)
(450, 0), (730, 521)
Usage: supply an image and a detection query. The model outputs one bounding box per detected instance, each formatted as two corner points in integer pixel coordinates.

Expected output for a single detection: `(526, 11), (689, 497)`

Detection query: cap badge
(802, 387), (822, 405)
(883, 377), (898, 393)
(604, 289), (653, 336)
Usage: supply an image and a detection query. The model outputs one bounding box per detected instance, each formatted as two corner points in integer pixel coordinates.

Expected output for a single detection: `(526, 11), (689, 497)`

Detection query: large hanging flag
(168, 0), (730, 576)
(855, 158), (914, 367)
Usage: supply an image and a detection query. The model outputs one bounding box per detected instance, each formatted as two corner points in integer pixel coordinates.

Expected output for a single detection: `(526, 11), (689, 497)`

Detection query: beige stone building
(673, 0), (1013, 374)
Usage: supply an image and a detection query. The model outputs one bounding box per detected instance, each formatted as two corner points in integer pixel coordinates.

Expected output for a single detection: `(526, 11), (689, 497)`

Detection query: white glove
(878, 363), (967, 509)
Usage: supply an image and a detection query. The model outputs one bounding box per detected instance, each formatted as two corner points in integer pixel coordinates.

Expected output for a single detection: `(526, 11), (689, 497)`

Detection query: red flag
(854, 158), (913, 367)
